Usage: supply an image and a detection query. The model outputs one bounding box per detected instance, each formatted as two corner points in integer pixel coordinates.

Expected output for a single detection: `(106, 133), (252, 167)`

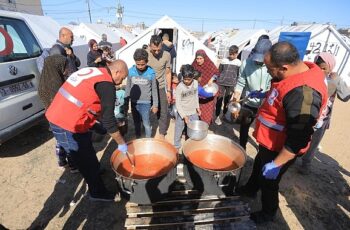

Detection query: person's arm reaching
(95, 82), (127, 151)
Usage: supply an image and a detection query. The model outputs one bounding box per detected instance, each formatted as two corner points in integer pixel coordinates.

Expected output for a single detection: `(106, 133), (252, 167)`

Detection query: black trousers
(239, 105), (258, 149)
(50, 123), (107, 197)
(215, 85), (235, 117)
(157, 88), (170, 135)
(244, 145), (297, 215)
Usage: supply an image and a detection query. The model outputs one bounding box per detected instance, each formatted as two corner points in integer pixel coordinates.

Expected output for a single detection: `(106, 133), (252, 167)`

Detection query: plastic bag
(337, 74), (350, 102)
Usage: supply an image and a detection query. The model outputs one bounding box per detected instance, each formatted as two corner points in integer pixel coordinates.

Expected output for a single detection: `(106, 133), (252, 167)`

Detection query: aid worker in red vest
(236, 42), (328, 223)
(46, 60), (129, 202)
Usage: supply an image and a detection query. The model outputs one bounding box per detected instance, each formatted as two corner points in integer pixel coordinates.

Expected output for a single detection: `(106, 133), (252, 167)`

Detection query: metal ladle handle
(125, 151), (135, 178)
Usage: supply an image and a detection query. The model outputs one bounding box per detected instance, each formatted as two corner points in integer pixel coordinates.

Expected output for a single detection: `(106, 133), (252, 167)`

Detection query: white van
(0, 12), (44, 144)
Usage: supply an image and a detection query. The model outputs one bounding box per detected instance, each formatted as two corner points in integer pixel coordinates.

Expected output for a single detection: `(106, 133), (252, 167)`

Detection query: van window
(0, 16), (41, 63)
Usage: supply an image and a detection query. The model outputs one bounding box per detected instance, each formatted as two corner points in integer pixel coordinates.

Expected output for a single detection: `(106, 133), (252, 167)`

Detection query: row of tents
(10, 11), (350, 81)
(116, 15), (350, 81)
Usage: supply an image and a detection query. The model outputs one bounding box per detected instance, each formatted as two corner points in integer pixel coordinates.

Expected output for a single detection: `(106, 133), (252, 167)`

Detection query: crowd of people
(37, 27), (349, 224)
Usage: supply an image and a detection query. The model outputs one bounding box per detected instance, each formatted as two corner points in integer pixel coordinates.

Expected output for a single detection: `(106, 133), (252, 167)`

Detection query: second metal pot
(187, 120), (209, 140)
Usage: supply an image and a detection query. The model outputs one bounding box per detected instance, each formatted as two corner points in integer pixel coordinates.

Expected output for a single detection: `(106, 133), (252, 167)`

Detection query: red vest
(253, 62), (328, 154)
(46, 67), (113, 133)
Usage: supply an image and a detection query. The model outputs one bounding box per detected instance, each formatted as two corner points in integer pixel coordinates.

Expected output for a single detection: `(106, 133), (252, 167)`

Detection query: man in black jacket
(50, 27), (81, 76)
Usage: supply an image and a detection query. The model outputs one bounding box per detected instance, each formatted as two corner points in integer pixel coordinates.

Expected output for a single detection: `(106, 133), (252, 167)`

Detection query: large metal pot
(182, 134), (246, 196)
(111, 138), (178, 204)
(187, 120), (209, 140)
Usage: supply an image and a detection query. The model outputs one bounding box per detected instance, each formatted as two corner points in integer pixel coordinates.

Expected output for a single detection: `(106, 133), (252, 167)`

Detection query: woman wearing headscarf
(192, 50), (219, 124)
(87, 39), (106, 67)
(300, 52), (348, 174)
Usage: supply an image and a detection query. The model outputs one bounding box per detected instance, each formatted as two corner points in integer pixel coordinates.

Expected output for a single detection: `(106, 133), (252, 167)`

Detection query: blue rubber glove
(262, 161), (281, 179)
(117, 143), (128, 154)
(248, 90), (266, 99)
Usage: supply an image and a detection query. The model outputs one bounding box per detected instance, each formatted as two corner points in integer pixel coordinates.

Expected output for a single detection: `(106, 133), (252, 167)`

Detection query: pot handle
(214, 173), (232, 188)
(116, 176), (135, 195)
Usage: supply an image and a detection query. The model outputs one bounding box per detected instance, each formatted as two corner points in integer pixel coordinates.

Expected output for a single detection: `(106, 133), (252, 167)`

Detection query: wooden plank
(127, 204), (248, 218)
(127, 200), (248, 217)
(125, 220), (256, 230)
(125, 214), (251, 228)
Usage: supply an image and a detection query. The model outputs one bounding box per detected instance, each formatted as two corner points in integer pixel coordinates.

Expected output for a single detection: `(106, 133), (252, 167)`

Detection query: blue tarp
(278, 32), (311, 59)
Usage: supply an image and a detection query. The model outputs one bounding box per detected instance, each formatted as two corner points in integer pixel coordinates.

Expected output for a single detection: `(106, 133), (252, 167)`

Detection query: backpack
(36, 48), (50, 74)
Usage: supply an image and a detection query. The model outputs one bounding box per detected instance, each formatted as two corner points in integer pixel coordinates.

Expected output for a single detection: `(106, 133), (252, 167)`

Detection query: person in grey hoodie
(174, 65), (201, 150)
(125, 48), (159, 138)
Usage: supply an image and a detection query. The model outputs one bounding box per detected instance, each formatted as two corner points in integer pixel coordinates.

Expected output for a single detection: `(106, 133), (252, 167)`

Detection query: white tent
(68, 23), (136, 66)
(70, 23), (134, 49)
(200, 29), (268, 60)
(72, 23), (134, 44)
(115, 15), (218, 73)
(242, 24), (350, 80)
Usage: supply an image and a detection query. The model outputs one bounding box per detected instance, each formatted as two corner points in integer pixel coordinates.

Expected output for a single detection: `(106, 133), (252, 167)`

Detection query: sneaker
(215, 116), (222, 125)
(58, 160), (69, 170)
(70, 167), (80, 174)
(58, 158), (68, 167)
(59, 164), (69, 171)
(250, 211), (275, 224)
(89, 192), (115, 202)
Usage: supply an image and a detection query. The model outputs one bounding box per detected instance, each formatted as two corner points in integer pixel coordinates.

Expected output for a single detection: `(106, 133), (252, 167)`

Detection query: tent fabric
(115, 15), (217, 74)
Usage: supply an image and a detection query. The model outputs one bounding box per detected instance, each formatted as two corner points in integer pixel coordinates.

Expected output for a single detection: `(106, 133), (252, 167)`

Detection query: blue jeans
(174, 113), (199, 149)
(49, 123), (108, 196)
(131, 102), (152, 138)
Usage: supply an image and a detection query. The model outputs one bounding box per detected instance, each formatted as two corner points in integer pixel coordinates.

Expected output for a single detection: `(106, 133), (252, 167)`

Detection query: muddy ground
(0, 99), (349, 230)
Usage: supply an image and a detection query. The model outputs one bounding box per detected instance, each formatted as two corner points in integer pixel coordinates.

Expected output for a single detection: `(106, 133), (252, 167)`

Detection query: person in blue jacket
(124, 48), (159, 138)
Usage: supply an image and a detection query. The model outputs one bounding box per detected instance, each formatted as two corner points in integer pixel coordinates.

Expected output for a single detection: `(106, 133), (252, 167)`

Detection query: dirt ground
(0, 99), (349, 230)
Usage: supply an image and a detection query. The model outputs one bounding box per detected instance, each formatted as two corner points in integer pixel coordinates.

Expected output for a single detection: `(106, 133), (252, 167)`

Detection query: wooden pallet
(125, 192), (256, 230)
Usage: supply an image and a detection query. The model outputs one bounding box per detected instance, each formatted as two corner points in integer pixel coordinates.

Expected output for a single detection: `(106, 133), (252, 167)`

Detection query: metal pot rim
(110, 138), (178, 181)
(182, 134), (247, 172)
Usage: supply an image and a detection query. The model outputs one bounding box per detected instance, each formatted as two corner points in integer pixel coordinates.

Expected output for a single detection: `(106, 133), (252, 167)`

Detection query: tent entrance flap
(158, 28), (178, 73)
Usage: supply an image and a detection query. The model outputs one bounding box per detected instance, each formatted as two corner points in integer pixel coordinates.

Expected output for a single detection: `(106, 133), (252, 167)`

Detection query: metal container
(187, 120), (209, 141)
(111, 138), (178, 204)
(203, 83), (219, 95)
(182, 134), (247, 196)
(168, 104), (178, 119)
(227, 102), (241, 113)
(224, 102), (241, 123)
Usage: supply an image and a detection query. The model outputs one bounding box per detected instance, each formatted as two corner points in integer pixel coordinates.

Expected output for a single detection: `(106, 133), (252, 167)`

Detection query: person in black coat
(50, 27), (80, 76)
(87, 39), (107, 67)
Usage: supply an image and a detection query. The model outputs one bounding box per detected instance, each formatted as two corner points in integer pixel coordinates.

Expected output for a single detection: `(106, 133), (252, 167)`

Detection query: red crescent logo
(77, 68), (94, 76)
(0, 27), (14, 56)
